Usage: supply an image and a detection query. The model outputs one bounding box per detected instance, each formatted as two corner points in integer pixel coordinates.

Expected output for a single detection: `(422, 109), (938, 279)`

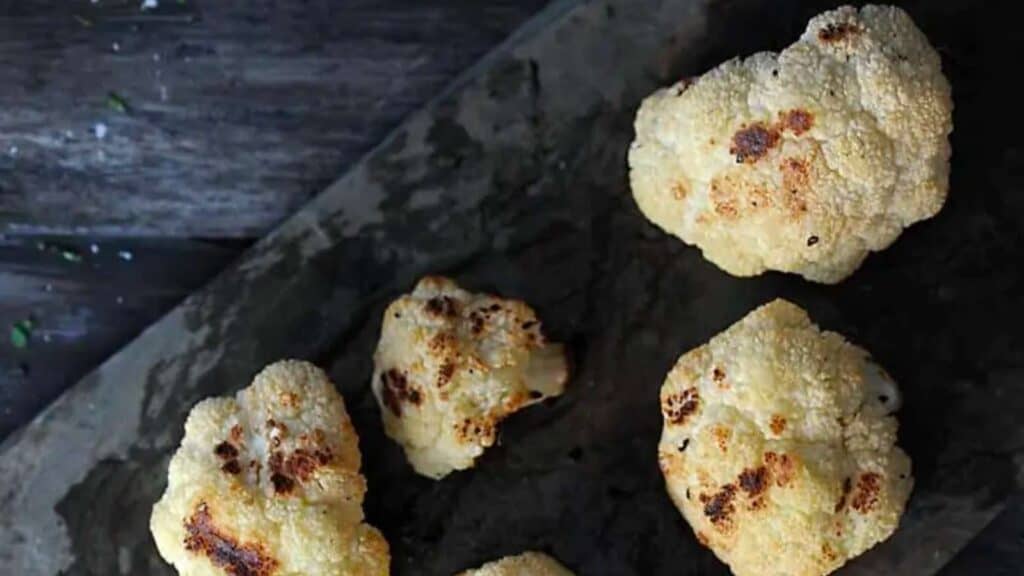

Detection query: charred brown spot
(521, 320), (538, 330)
(488, 303), (502, 312)
(765, 452), (797, 487)
(662, 388), (700, 425)
(770, 415), (787, 435)
(730, 123), (780, 164)
(738, 466), (769, 497)
(229, 425), (244, 443)
(380, 369), (422, 417)
(455, 418), (494, 443)
(851, 473), (882, 513)
(835, 476), (853, 512)
(214, 442), (239, 460)
(425, 296), (456, 317)
(221, 460), (242, 475)
(528, 390), (544, 400)
(266, 419), (288, 435)
(674, 77), (694, 96)
(184, 503), (277, 576)
(702, 484), (737, 527)
(780, 109), (814, 135)
(712, 367), (725, 382)
(695, 531), (709, 545)
(469, 312), (486, 334)
(270, 472), (295, 495)
(807, 235), (819, 246)
(437, 362), (456, 388)
(712, 425), (731, 452)
(818, 22), (861, 43)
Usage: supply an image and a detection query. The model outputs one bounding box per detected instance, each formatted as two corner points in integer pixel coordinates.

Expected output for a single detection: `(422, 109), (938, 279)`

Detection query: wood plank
(0, 234), (243, 438)
(0, 0), (548, 237)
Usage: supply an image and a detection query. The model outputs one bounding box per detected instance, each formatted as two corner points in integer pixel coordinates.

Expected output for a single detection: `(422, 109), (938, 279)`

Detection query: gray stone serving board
(2, 0), (1022, 574)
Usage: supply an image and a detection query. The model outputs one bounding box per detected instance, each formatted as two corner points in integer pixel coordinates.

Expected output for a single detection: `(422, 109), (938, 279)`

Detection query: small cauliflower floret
(629, 5), (952, 283)
(657, 300), (912, 576)
(150, 360), (389, 576)
(373, 276), (569, 479)
(457, 552), (574, 576)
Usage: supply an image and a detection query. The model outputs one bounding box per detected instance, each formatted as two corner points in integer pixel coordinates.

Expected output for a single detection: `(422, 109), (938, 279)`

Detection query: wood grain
(0, 0), (549, 237)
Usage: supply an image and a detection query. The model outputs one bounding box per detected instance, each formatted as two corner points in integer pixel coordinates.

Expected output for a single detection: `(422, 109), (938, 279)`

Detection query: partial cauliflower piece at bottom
(657, 300), (912, 576)
(150, 360), (389, 576)
(373, 276), (569, 479)
(629, 5), (952, 283)
(457, 552), (574, 576)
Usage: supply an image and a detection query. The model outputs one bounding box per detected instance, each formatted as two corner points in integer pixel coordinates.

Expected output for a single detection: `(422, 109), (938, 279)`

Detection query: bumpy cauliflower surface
(151, 360), (389, 576)
(629, 5), (952, 283)
(657, 300), (912, 576)
(457, 552), (574, 576)
(372, 276), (568, 479)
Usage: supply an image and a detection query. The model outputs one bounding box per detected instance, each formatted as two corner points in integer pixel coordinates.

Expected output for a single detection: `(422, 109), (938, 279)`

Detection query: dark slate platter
(2, 0), (1022, 574)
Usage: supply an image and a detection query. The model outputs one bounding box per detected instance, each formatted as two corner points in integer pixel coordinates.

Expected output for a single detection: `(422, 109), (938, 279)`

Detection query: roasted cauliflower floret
(150, 360), (389, 576)
(629, 5), (952, 283)
(657, 300), (912, 576)
(457, 552), (574, 576)
(372, 276), (569, 479)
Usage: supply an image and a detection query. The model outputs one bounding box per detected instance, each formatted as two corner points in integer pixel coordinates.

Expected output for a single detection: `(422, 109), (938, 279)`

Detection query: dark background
(0, 0), (548, 439)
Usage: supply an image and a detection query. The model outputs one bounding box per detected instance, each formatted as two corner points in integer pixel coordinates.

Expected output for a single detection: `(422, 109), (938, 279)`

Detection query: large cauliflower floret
(657, 300), (912, 576)
(629, 5), (952, 283)
(373, 276), (569, 479)
(151, 360), (389, 576)
(457, 552), (574, 576)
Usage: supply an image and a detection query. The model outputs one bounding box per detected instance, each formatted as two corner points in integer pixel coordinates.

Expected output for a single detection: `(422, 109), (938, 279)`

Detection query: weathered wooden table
(0, 0), (548, 439)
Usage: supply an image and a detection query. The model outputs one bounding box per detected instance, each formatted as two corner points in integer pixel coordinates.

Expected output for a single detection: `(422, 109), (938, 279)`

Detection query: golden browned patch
(712, 425), (732, 453)
(380, 369), (422, 417)
(662, 388), (700, 425)
(279, 391), (299, 409)
(672, 181), (688, 200)
(780, 109), (814, 135)
(835, 476), (853, 513)
(738, 466), (769, 498)
(696, 531), (710, 546)
(822, 542), (838, 563)
(851, 472), (882, 513)
(818, 22), (861, 43)
(770, 415), (787, 435)
(730, 123), (780, 164)
(229, 425), (244, 443)
(184, 503), (278, 576)
(765, 452), (797, 487)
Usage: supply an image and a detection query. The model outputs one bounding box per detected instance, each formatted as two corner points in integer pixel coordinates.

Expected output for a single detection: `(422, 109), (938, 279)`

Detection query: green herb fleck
(61, 249), (83, 263)
(10, 321), (32, 349)
(107, 92), (131, 114)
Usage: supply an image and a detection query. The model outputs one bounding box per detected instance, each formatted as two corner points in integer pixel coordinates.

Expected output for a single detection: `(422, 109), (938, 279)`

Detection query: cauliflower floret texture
(629, 5), (952, 283)
(150, 360), (389, 576)
(657, 300), (912, 576)
(373, 276), (569, 479)
(457, 552), (574, 576)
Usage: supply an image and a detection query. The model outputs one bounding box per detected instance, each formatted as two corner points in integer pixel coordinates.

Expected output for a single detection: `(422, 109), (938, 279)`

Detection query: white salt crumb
(117, 250), (134, 261)
(44, 283), (53, 292)
(94, 123), (108, 139)
(42, 333), (52, 343)
(112, 42), (120, 52)
(153, 53), (161, 62)
(65, 129), (75, 139)
(141, 0), (158, 10)
(159, 85), (169, 101)
(8, 145), (18, 157)
(89, 244), (100, 254)
(116, 296), (125, 304)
